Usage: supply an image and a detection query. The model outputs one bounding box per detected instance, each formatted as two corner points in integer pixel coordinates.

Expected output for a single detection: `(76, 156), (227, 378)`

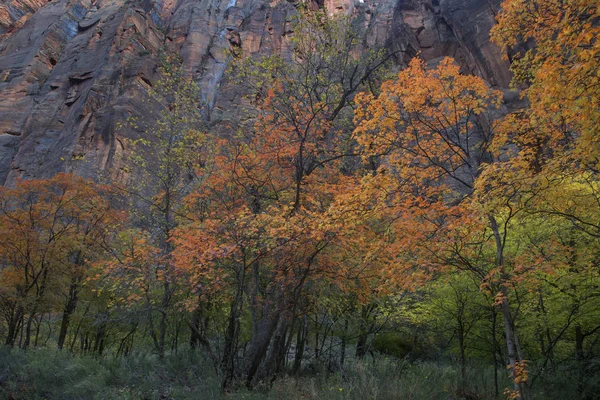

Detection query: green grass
(0, 348), (221, 400)
(263, 358), (508, 400)
(0, 348), (589, 399)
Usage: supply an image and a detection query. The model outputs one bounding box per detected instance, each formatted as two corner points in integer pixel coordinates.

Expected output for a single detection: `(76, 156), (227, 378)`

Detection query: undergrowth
(0, 348), (586, 399)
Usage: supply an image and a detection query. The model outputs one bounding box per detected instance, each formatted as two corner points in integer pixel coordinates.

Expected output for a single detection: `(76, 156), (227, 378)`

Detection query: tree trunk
(189, 296), (203, 350)
(94, 324), (106, 356)
(221, 289), (243, 390)
(500, 291), (523, 399)
(58, 276), (80, 350)
(157, 279), (173, 358)
(244, 313), (280, 388)
(340, 318), (349, 371)
(490, 214), (526, 400)
(261, 316), (289, 382)
(70, 304), (90, 351)
(293, 317), (308, 374)
(356, 306), (369, 359)
(23, 308), (38, 349)
(5, 305), (23, 346)
(491, 307), (499, 397)
(34, 314), (42, 348)
(93, 310), (109, 356)
(575, 324), (585, 396)
(458, 322), (466, 385)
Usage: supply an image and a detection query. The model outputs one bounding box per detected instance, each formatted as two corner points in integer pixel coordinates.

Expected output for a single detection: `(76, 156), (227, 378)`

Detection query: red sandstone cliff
(0, 0), (511, 185)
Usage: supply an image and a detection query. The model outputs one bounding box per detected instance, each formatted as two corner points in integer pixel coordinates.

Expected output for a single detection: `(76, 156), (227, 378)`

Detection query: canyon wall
(0, 0), (510, 185)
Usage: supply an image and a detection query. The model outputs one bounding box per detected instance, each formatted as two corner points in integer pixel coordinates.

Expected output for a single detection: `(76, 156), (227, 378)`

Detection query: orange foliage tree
(481, 3), (600, 396)
(172, 11), (391, 387)
(487, 0), (600, 231)
(115, 56), (211, 358)
(173, 83), (388, 387)
(353, 57), (532, 397)
(0, 173), (121, 349)
(491, 0), (600, 165)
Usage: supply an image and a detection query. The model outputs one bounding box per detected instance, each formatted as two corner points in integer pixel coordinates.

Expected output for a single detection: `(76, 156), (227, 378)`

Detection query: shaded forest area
(1, 1), (599, 399)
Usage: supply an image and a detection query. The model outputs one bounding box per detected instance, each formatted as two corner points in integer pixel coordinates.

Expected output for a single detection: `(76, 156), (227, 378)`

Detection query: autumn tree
(114, 55), (212, 358)
(485, 0), (600, 235)
(491, 0), (600, 167)
(0, 174), (120, 349)
(172, 9), (392, 388)
(485, 3), (600, 395)
(353, 57), (541, 396)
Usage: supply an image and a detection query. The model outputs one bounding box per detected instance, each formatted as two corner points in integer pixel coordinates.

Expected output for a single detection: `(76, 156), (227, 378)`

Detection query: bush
(371, 333), (413, 359)
(0, 347), (220, 399)
(0, 347), (589, 399)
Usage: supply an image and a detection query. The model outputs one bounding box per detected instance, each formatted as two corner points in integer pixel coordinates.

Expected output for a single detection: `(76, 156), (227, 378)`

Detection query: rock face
(0, 0), (511, 185)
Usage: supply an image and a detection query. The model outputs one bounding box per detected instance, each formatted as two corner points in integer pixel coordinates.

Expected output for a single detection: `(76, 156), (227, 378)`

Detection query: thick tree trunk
(245, 313), (280, 387)
(260, 316), (289, 382)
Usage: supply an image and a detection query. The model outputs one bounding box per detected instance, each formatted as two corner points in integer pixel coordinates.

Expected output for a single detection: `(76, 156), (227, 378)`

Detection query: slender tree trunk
(23, 308), (38, 349)
(283, 318), (296, 369)
(340, 318), (349, 371)
(172, 320), (180, 353)
(17, 313), (23, 345)
(70, 304), (89, 352)
(458, 323), (466, 385)
(491, 307), (499, 398)
(293, 317), (308, 374)
(356, 306), (369, 359)
(221, 287), (243, 390)
(327, 335), (334, 369)
(157, 279), (173, 358)
(94, 324), (106, 356)
(190, 296), (203, 350)
(34, 314), (42, 348)
(513, 319), (524, 363)
(575, 324), (585, 396)
(117, 324), (138, 357)
(500, 291), (522, 398)
(58, 276), (80, 350)
(18, 317), (24, 348)
(44, 317), (52, 346)
(94, 310), (109, 356)
(5, 305), (23, 346)
(490, 214), (525, 400)
(315, 328), (320, 360)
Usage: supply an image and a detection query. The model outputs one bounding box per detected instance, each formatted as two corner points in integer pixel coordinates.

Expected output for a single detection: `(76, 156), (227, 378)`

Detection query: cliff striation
(0, 0), (510, 185)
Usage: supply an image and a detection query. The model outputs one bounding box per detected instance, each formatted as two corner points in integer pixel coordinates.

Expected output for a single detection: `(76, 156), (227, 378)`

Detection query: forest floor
(0, 347), (583, 399)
